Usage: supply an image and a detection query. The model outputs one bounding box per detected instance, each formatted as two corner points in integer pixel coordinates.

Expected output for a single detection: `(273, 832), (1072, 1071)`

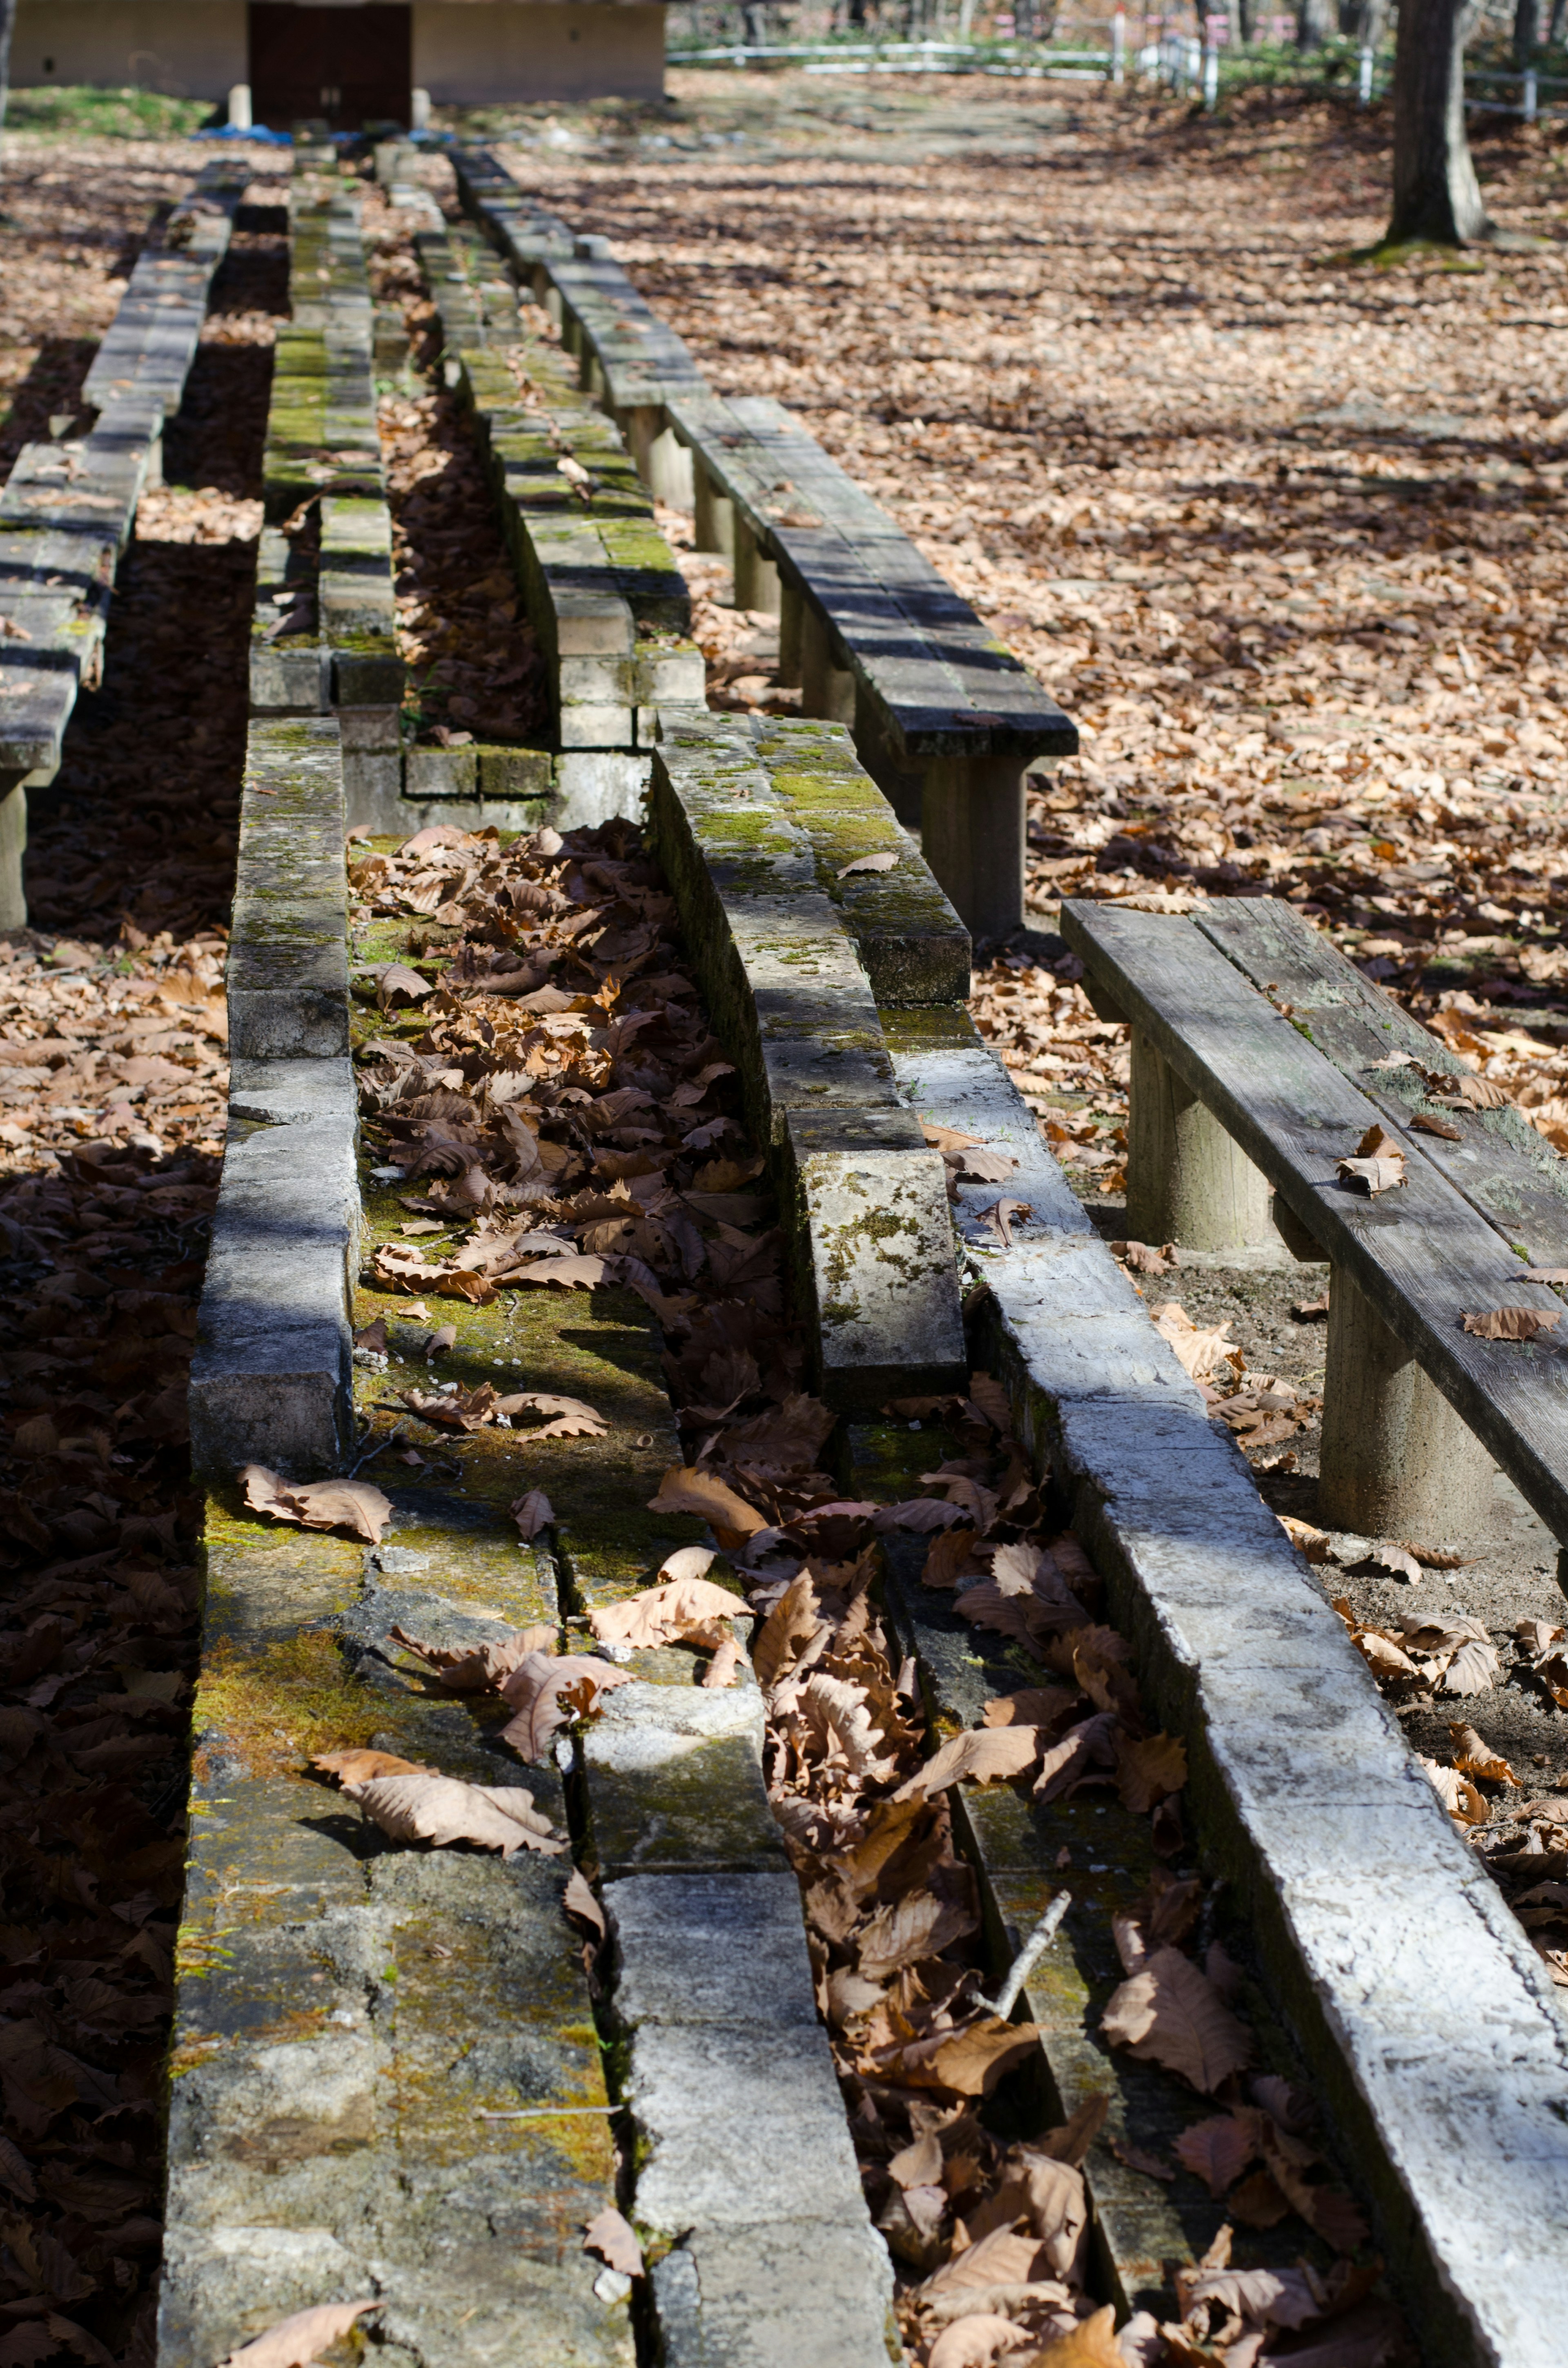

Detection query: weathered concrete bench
(447, 148), (1076, 942)
(0, 162), (249, 923)
(1062, 892), (1568, 1548)
(416, 219), (703, 825)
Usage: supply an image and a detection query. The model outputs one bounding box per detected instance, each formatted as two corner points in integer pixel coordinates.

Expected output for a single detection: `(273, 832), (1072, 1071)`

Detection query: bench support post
(1318, 1265), (1495, 1539)
(1127, 1030), (1284, 1254)
(693, 457), (735, 564)
(733, 519), (781, 616)
(920, 756), (1024, 943)
(800, 604), (855, 722)
(0, 782), (24, 933)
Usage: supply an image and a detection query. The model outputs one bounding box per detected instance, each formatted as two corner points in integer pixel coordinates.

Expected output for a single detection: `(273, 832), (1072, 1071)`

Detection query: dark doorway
(248, 4), (412, 131)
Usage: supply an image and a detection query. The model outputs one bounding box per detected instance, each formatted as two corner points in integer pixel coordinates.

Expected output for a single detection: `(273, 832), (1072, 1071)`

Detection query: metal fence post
(1359, 42), (1373, 103)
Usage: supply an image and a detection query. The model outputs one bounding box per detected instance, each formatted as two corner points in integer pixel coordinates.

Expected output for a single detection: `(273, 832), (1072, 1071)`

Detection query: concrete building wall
(9, 0), (665, 103)
(11, 0), (245, 96)
(413, 2), (665, 101)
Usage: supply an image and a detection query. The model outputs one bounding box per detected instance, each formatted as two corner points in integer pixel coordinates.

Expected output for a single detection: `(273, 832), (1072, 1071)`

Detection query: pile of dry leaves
(339, 814), (1403, 2366)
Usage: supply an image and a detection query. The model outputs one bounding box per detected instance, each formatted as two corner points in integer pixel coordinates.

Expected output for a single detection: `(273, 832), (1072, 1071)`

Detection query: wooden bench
(449, 147), (1077, 943)
(1061, 893), (1568, 1548)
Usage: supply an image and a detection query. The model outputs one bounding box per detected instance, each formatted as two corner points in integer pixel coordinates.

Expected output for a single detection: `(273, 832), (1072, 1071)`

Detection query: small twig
(982, 1891), (1071, 2023)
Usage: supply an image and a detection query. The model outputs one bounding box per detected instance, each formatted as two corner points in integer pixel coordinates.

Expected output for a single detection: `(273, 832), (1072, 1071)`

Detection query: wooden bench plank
(1059, 896), (1568, 1545)
(1196, 895), (1568, 1267)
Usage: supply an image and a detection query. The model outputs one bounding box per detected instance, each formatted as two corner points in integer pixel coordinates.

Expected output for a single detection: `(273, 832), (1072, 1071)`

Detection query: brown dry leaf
(389, 1622), (554, 1692)
(926, 2316), (1036, 2368)
(1111, 1239), (1178, 1275)
(1336, 1152), (1406, 1196)
(976, 1196), (1032, 1248)
(1150, 1303), (1242, 1385)
(239, 1464), (394, 1545)
(923, 1526), (989, 1588)
(922, 2226), (1049, 2293)
(354, 1318), (388, 1353)
(313, 1747), (432, 1786)
(903, 2013), (1043, 2097)
(647, 1463), (768, 1545)
(857, 1885), (980, 1980)
(659, 1545), (718, 1582)
(753, 1571), (820, 1687)
(1101, 1945), (1253, 2093)
(702, 1632), (743, 1689)
(1173, 2111), (1261, 2198)
(583, 2206), (642, 2276)
(837, 850), (898, 878)
(1523, 1267), (1568, 1284)
(1114, 1730), (1188, 1814)
(1460, 1306), (1562, 1342)
(1449, 1722), (1520, 1786)
(1038, 2093), (1111, 2167)
(1025, 2306), (1125, 2366)
(967, 1371), (1014, 1432)
(218, 2302), (379, 2368)
(982, 1687), (1079, 1729)
(1409, 1113), (1463, 1141)
(564, 1868), (606, 1938)
(506, 1253), (613, 1291)
(512, 1489), (555, 1540)
(500, 1391), (607, 1438)
(497, 1652), (635, 1761)
(376, 961), (434, 1007)
(588, 1574), (746, 1649)
(343, 1769), (566, 1856)
(1417, 1755), (1488, 1825)
(893, 1723), (1042, 1802)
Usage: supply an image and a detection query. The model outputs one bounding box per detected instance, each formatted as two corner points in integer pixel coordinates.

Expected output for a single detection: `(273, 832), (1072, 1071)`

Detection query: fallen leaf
(389, 1622), (554, 1693)
(1114, 1730), (1187, 1813)
(375, 962), (434, 1008)
(354, 1318), (388, 1353)
(1101, 1945), (1253, 2093)
(1151, 1302), (1242, 1384)
(1173, 2111), (1261, 2197)
(659, 1545), (717, 1582)
(921, 2225), (1051, 2292)
(857, 1884), (980, 1980)
(239, 1464), (392, 1544)
(512, 1489), (555, 1540)
(922, 1526), (989, 1588)
(1038, 2092), (1111, 2166)
(1409, 1113), (1462, 1140)
(1336, 1152), (1406, 1196)
(1460, 1306), (1561, 1342)
(343, 1769), (566, 1855)
(497, 1651), (635, 1760)
(702, 1632), (742, 1688)
(1417, 1754), (1488, 1824)
(927, 2315), (1035, 2368)
(647, 1463), (768, 1545)
(218, 2303), (379, 2368)
(588, 1574), (746, 1649)
(564, 1868), (606, 1936)
(1522, 1267), (1568, 1284)
(1449, 1722), (1519, 1786)
(976, 1197), (1032, 1249)
(1111, 1239), (1178, 1274)
(313, 1747), (432, 1786)
(1109, 2136), (1174, 2180)
(902, 2013), (1043, 2096)
(753, 1571), (820, 1686)
(583, 2206), (642, 2276)
(1022, 2306), (1125, 2366)
(982, 1686), (1079, 1729)
(894, 1723), (1043, 1801)
(499, 1391), (607, 1438)
(837, 849), (899, 878)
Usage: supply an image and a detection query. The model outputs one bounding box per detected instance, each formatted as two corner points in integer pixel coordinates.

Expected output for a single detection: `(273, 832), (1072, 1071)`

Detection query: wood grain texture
(1061, 897), (1568, 1544)
(1197, 896), (1568, 1265)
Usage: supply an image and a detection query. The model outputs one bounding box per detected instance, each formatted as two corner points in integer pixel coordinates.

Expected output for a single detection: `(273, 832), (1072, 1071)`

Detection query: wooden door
(248, 4), (412, 132)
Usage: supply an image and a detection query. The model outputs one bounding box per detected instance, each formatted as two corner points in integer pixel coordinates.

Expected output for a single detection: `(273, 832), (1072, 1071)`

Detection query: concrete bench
(0, 163), (249, 924)
(417, 221), (703, 824)
(1061, 893), (1568, 1549)
(447, 149), (1076, 941)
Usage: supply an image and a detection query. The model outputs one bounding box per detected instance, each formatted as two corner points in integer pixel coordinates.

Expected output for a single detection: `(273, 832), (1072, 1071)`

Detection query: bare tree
(1298, 0), (1336, 45)
(0, 0), (13, 134)
(1516, 0), (1539, 62)
(1387, 0), (1492, 244)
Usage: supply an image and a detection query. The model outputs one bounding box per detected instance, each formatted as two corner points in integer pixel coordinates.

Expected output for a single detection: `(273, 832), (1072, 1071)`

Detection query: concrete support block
(785, 1110), (968, 1409)
(649, 422), (695, 510)
(552, 750), (650, 829)
(778, 578), (804, 688)
(1318, 1262), (1498, 1540)
(920, 751), (1025, 944)
(581, 1682), (785, 1878)
(187, 1059), (359, 1481)
(1125, 1026), (1285, 1255)
(227, 720), (349, 1063)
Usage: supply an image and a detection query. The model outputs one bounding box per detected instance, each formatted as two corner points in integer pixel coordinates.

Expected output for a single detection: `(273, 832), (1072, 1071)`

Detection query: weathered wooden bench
(1062, 893), (1568, 1548)
(448, 145), (1076, 942)
(0, 161), (249, 925)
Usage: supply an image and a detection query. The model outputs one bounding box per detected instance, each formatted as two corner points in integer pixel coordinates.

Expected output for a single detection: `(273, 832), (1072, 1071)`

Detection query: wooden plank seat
(449, 148), (1076, 942)
(1061, 894), (1568, 1552)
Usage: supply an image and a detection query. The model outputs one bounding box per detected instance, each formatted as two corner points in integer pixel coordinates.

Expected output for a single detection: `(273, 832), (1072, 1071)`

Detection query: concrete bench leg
(800, 603), (855, 723)
(778, 580), (803, 689)
(1318, 1264), (1495, 1539)
(919, 754), (1024, 943)
(693, 457), (735, 564)
(0, 781), (25, 932)
(1126, 1030), (1285, 1255)
(649, 423), (693, 510)
(733, 517), (780, 616)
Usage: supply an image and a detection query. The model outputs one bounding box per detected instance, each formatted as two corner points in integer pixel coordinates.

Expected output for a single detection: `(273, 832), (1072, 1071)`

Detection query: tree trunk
(1298, 0), (1335, 48)
(0, 0), (13, 136)
(1387, 0), (1491, 243)
(1552, 0), (1567, 49)
(1515, 0), (1539, 62)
